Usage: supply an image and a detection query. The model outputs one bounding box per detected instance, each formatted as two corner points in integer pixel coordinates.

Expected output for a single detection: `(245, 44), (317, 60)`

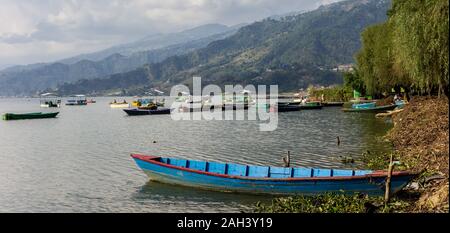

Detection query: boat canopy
(40, 92), (58, 97)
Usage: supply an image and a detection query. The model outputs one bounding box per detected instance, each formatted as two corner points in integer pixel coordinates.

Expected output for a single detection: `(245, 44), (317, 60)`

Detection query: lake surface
(0, 97), (393, 212)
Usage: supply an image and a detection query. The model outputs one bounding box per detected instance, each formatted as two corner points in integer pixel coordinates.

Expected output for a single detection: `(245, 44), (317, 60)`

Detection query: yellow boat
(131, 101), (140, 107)
(132, 98), (165, 107)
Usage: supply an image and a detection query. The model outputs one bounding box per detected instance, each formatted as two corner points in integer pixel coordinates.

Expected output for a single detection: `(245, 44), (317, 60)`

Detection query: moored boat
(110, 100), (130, 108)
(342, 104), (398, 113)
(322, 102), (345, 107)
(131, 154), (416, 195)
(352, 102), (376, 109)
(132, 98), (165, 107)
(222, 103), (249, 111)
(272, 102), (301, 112)
(2, 112), (59, 120)
(39, 93), (61, 108)
(300, 101), (323, 110)
(123, 108), (171, 116)
(66, 95), (87, 106)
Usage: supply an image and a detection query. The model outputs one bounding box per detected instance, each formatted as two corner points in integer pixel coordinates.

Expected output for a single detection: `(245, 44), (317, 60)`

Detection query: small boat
(179, 101), (203, 112)
(132, 98), (164, 107)
(222, 103), (249, 111)
(300, 101), (323, 110)
(66, 95), (87, 106)
(272, 103), (301, 112)
(110, 103), (130, 108)
(138, 105), (157, 110)
(3, 112), (59, 120)
(322, 102), (345, 107)
(394, 100), (406, 109)
(131, 154), (416, 195)
(110, 100), (130, 108)
(352, 102), (376, 109)
(123, 108), (171, 116)
(342, 104), (398, 113)
(40, 93), (61, 108)
(86, 99), (96, 104)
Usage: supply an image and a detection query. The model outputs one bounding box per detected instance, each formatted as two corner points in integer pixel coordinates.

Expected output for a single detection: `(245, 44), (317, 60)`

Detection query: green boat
(342, 104), (397, 113)
(2, 112), (59, 120)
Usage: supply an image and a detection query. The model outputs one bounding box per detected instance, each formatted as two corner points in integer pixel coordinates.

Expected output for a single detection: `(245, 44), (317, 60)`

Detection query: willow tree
(389, 0), (448, 96)
(356, 22), (405, 97)
(355, 0), (448, 97)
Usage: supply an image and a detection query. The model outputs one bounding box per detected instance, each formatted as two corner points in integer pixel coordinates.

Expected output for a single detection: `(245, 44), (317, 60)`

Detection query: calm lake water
(0, 97), (393, 212)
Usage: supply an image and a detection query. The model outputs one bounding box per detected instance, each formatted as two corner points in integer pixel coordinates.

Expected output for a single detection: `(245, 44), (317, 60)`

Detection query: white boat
(40, 93), (61, 108)
(66, 95), (87, 106)
(110, 100), (130, 108)
(110, 103), (130, 108)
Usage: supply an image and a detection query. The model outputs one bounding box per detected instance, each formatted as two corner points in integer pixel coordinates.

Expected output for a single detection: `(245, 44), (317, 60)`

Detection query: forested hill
(57, 0), (392, 96)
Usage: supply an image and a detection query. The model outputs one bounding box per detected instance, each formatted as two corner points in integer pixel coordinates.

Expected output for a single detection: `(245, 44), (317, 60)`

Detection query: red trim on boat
(130, 154), (415, 181)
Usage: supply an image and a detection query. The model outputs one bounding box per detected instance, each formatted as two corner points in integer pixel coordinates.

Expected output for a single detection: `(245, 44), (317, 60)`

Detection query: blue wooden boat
(395, 100), (406, 109)
(352, 102), (376, 109)
(131, 154), (415, 195)
(123, 108), (171, 116)
(342, 104), (397, 113)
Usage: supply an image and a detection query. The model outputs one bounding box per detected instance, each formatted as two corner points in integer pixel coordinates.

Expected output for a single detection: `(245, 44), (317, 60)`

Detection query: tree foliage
(309, 85), (353, 102)
(356, 0), (449, 97)
(343, 69), (365, 95)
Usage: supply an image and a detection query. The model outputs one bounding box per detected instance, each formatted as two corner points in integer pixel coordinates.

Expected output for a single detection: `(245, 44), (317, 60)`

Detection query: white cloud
(0, 0), (342, 66)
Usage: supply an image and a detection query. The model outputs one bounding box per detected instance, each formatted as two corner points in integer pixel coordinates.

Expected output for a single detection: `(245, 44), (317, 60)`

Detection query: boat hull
(66, 102), (87, 106)
(110, 103), (130, 108)
(222, 103), (249, 111)
(123, 108), (170, 115)
(342, 104), (397, 113)
(323, 102), (345, 107)
(40, 104), (60, 108)
(299, 105), (323, 110)
(132, 155), (415, 196)
(3, 112), (59, 120)
(275, 105), (301, 112)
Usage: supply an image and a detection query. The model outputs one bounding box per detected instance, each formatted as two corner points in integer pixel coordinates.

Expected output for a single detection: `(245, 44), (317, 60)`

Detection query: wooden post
(287, 151), (290, 167)
(283, 151), (291, 167)
(384, 154), (394, 204)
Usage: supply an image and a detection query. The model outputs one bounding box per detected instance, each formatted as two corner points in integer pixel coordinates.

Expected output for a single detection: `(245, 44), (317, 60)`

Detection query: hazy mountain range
(0, 0), (391, 96)
(0, 24), (242, 96)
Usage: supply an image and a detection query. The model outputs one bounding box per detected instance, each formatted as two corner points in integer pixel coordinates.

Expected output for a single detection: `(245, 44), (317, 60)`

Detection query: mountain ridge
(57, 0), (391, 96)
(0, 24), (242, 96)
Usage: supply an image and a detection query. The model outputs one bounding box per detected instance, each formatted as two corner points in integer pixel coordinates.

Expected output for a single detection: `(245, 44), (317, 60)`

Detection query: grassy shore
(254, 96), (449, 213)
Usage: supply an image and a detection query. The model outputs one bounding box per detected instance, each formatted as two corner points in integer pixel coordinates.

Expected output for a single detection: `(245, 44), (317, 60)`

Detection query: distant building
(335, 64), (354, 72)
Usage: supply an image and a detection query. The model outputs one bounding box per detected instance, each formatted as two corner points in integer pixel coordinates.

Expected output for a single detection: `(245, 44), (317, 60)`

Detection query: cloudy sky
(0, 0), (341, 68)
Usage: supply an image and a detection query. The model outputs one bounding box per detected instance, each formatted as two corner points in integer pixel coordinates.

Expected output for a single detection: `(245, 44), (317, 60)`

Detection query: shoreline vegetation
(254, 96), (449, 213)
(254, 0), (449, 213)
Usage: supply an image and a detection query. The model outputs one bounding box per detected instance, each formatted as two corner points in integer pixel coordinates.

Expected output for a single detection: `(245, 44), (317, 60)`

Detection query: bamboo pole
(384, 154), (394, 204)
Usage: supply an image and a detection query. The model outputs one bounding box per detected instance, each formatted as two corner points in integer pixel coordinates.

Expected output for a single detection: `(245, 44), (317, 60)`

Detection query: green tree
(343, 69), (365, 95)
(355, 0), (449, 97)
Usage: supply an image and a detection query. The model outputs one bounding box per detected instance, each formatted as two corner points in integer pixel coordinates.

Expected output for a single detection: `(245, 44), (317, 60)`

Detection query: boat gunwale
(131, 154), (415, 181)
